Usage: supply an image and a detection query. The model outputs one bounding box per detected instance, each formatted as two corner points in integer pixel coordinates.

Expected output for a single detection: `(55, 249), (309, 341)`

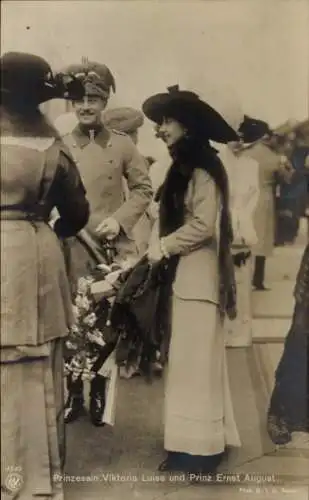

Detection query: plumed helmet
(64, 58), (116, 99)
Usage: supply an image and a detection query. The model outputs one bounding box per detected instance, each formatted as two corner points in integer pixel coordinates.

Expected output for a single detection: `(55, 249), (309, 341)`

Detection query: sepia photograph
(1, 1), (309, 499)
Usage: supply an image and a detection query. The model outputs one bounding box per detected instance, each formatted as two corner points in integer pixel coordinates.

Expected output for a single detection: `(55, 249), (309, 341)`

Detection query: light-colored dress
(149, 168), (241, 455)
(219, 145), (259, 347)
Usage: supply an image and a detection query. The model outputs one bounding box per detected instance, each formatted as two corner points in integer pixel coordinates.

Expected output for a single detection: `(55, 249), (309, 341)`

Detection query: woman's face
(158, 117), (186, 147)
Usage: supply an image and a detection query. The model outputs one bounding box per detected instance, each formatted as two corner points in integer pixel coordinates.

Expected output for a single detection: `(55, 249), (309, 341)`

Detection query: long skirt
(164, 297), (241, 456)
(268, 304), (309, 437)
(1, 339), (65, 500)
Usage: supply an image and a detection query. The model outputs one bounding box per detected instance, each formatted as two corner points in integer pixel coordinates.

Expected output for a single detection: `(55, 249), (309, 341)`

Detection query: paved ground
(63, 373), (309, 500)
(63, 226), (308, 499)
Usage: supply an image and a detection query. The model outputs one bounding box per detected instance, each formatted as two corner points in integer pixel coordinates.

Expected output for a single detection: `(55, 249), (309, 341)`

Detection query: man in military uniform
(62, 60), (152, 423)
(62, 60), (152, 275)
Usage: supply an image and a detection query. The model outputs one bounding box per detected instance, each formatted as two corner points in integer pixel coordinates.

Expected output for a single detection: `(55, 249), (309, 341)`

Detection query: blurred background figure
(239, 117), (291, 291)
(103, 106), (144, 146)
(219, 119), (260, 347)
(275, 125), (309, 245)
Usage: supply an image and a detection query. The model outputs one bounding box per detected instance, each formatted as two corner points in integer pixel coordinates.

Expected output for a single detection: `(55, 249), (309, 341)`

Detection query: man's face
(73, 95), (107, 127)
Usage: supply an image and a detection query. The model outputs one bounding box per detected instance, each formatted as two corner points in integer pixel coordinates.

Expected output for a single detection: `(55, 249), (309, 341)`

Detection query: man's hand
(95, 217), (120, 240)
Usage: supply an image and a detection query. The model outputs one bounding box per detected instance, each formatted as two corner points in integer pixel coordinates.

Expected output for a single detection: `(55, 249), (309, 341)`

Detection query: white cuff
(160, 238), (170, 258)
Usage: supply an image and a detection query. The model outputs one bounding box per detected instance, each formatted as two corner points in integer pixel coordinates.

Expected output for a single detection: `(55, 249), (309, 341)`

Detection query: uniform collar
(72, 122), (111, 149)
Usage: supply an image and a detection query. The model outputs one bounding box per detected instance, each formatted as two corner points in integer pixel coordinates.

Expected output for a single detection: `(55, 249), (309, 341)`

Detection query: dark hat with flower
(238, 115), (273, 143)
(0, 51), (84, 105)
(65, 58), (116, 100)
(142, 85), (239, 144)
(103, 107), (144, 133)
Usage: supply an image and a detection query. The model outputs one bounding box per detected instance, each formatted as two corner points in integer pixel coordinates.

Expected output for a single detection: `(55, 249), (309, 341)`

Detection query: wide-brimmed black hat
(238, 115), (273, 143)
(1, 52), (85, 105)
(142, 85), (239, 144)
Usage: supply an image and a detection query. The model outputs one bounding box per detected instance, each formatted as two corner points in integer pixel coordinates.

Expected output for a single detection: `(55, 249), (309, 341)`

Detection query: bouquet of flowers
(64, 262), (127, 382)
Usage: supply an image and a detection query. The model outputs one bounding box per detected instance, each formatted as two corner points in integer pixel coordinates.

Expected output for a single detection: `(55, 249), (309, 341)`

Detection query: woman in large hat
(238, 116), (286, 290)
(141, 85), (241, 473)
(0, 52), (89, 499)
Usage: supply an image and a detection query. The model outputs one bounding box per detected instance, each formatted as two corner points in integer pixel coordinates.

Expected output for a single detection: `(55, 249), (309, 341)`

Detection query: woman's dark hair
(158, 111), (233, 244)
(161, 103), (211, 141)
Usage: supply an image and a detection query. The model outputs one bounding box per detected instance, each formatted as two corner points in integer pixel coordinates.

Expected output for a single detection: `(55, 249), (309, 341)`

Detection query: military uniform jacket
(62, 125), (152, 271)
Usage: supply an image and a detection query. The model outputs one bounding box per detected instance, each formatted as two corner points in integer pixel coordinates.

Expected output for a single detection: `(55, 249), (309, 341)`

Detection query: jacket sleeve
(161, 169), (219, 256)
(112, 136), (153, 235)
(232, 158), (259, 247)
(51, 145), (90, 238)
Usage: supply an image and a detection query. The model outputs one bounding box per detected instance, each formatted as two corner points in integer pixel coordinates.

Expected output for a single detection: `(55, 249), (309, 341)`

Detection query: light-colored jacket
(243, 142), (280, 257)
(149, 168), (220, 303)
(219, 145), (259, 248)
